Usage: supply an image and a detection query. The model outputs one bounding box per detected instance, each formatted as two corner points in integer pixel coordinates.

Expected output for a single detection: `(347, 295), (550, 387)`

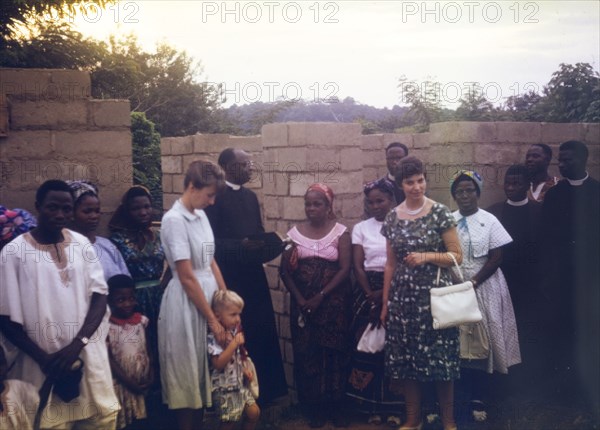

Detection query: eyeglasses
(454, 189), (478, 197)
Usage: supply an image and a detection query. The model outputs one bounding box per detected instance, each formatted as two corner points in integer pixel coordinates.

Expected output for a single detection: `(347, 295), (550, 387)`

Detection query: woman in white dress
(158, 160), (228, 430)
(450, 170), (521, 422)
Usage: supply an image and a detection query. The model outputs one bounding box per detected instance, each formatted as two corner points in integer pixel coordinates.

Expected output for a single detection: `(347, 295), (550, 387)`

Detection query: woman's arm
(353, 244), (373, 297)
(175, 259), (225, 342)
(404, 227), (463, 268)
(471, 247), (503, 288)
(380, 240), (397, 327)
(211, 259), (227, 290)
(303, 232), (352, 313)
(279, 247), (307, 308)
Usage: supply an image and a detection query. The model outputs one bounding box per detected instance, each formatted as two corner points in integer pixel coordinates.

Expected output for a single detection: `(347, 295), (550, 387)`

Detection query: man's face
(558, 149), (584, 179)
(504, 174), (528, 202)
(386, 146), (407, 178)
(36, 190), (73, 233)
(226, 150), (252, 185)
(525, 146), (550, 176)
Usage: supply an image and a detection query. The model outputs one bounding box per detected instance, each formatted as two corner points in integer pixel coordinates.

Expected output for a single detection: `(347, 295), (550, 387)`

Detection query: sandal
(471, 400), (487, 422)
(368, 414), (383, 425)
(386, 415), (401, 426)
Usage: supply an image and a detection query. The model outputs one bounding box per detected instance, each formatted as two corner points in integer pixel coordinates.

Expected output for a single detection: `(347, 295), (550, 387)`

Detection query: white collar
(507, 197), (529, 207)
(387, 173), (395, 182)
(566, 172), (589, 186)
(226, 181), (241, 190)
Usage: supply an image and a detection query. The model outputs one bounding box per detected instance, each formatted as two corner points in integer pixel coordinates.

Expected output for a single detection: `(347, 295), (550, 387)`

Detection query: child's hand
(233, 332), (245, 347)
(242, 366), (254, 382)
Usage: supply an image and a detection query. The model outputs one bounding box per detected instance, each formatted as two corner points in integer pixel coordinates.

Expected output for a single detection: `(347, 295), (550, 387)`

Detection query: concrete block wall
(0, 69), (133, 235)
(161, 121), (599, 395)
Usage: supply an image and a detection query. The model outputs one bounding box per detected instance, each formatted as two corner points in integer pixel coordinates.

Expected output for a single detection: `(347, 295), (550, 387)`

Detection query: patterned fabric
(347, 271), (405, 413)
(528, 176), (558, 202)
(363, 177), (396, 198)
(207, 332), (256, 422)
(380, 203), (460, 382)
(66, 180), (98, 204)
(306, 183), (334, 205)
(0, 206), (36, 249)
(450, 170), (483, 193)
(453, 209), (521, 374)
(288, 257), (352, 403)
(108, 314), (150, 429)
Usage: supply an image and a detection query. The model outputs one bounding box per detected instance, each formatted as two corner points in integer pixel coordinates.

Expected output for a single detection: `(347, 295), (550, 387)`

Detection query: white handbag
(430, 253), (482, 330)
(356, 323), (386, 353)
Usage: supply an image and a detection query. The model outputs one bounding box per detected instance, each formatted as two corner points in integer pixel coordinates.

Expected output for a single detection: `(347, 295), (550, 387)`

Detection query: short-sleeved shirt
(94, 236), (131, 280)
(0, 229), (118, 426)
(352, 217), (386, 272)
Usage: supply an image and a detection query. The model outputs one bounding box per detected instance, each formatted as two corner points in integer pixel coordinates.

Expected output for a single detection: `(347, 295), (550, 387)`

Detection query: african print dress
(381, 203), (460, 382)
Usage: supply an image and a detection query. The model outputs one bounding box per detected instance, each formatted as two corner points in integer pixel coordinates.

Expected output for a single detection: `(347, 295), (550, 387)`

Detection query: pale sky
(72, 1), (600, 108)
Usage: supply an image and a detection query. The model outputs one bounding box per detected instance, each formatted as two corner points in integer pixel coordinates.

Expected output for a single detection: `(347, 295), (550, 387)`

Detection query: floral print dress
(381, 203), (460, 382)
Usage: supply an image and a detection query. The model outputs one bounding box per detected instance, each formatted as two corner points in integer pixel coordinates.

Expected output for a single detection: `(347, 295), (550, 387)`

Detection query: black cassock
(205, 185), (288, 402)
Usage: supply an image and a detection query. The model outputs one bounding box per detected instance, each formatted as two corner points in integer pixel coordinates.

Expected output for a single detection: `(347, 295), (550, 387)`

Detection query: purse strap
(435, 252), (464, 286)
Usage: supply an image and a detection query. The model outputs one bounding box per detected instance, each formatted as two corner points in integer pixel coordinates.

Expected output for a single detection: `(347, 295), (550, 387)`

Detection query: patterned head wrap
(305, 183), (334, 205)
(66, 180), (98, 206)
(363, 177), (395, 198)
(450, 170), (483, 195)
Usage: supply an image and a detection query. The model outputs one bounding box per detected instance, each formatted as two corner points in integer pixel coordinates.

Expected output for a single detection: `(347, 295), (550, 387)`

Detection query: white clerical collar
(387, 173), (396, 182)
(507, 198), (528, 207)
(226, 181), (241, 190)
(567, 172), (589, 186)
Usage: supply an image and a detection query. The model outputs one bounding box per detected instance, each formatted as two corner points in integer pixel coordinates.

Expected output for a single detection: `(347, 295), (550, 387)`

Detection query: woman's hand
(302, 293), (324, 314)
(380, 304), (388, 328)
(367, 289), (383, 306)
(403, 252), (428, 268)
(242, 365), (254, 382)
(208, 319), (227, 346)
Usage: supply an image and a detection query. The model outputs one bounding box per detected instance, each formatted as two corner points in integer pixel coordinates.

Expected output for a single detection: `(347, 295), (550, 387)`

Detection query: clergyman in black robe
(205, 148), (288, 403)
(540, 140), (599, 412)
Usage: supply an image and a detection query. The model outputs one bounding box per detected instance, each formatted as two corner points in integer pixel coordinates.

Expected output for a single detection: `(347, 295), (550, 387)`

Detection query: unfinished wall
(162, 121), (599, 396)
(0, 69), (133, 234)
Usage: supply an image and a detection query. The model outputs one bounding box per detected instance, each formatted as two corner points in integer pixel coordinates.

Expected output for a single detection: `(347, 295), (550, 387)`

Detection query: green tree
(0, 0), (113, 43)
(398, 76), (455, 131)
(541, 62), (600, 122)
(131, 112), (162, 212)
(455, 85), (495, 121)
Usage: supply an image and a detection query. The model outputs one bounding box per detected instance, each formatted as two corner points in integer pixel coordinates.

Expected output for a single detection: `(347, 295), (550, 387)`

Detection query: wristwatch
(77, 336), (90, 346)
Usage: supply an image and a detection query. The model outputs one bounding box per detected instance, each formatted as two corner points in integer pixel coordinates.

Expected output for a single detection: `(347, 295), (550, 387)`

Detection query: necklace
(401, 199), (427, 215)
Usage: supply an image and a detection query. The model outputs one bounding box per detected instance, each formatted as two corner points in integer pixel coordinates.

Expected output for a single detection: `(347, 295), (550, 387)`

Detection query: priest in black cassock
(487, 164), (543, 388)
(540, 140), (599, 411)
(205, 148), (288, 403)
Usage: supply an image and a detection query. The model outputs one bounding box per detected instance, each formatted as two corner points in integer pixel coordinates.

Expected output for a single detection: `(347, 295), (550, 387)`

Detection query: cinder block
(584, 123), (600, 145)
(340, 147), (362, 171)
(284, 341), (294, 363)
(287, 122), (361, 147)
(162, 156), (183, 174)
(160, 137), (171, 155)
(496, 122), (541, 144)
(1, 68), (91, 101)
(413, 132), (430, 149)
(162, 193), (178, 211)
(192, 133), (231, 154)
(474, 142), (522, 165)
(278, 315), (291, 339)
(10, 100), (88, 129)
(361, 134), (384, 151)
(383, 133), (414, 147)
(282, 196), (306, 220)
(430, 121), (498, 144)
(330, 171), (363, 195)
(0, 130), (54, 158)
(161, 174), (173, 194)
(341, 195), (363, 218)
(229, 135), (262, 152)
(430, 142), (474, 165)
(363, 167), (380, 183)
(540, 122), (586, 144)
(169, 136), (193, 155)
(172, 175), (185, 194)
(89, 100), (130, 128)
(262, 170), (289, 196)
(54, 131), (132, 157)
(262, 123), (289, 148)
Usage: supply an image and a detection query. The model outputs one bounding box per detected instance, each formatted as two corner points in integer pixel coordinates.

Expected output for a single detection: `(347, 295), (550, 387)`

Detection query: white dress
(0, 230), (118, 427)
(453, 209), (522, 374)
(0, 380), (39, 430)
(158, 200), (219, 409)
